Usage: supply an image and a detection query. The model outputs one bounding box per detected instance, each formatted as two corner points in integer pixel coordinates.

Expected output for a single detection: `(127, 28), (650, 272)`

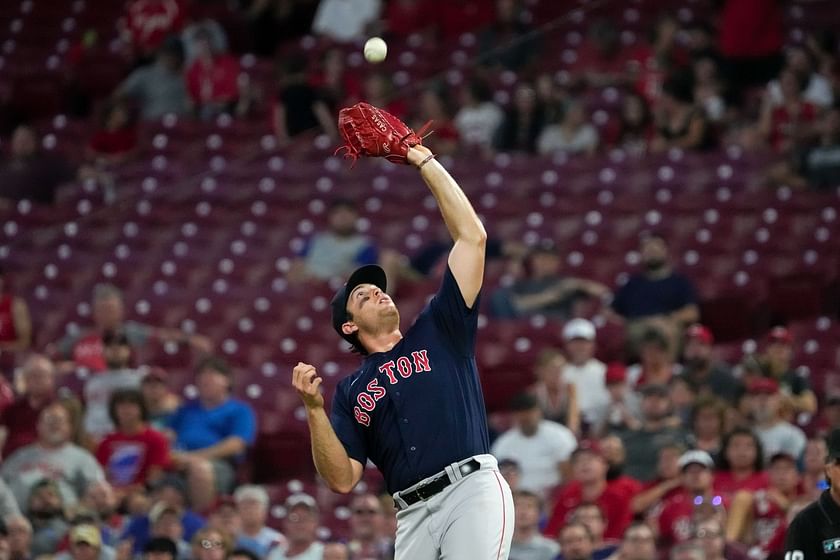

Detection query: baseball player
(292, 103), (514, 559)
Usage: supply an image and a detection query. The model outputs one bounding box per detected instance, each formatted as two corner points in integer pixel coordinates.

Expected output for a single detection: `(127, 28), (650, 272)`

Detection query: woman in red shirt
(713, 428), (769, 499)
(185, 29), (241, 120)
(95, 389), (171, 500)
(87, 101), (138, 165)
(759, 68), (818, 154)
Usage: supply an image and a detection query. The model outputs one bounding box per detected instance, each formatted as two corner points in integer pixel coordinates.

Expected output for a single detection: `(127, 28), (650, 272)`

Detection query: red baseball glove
(335, 102), (431, 166)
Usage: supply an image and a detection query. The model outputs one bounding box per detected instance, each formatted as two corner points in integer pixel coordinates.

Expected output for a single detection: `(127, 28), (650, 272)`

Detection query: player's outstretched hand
(335, 102), (431, 166)
(292, 362), (325, 410)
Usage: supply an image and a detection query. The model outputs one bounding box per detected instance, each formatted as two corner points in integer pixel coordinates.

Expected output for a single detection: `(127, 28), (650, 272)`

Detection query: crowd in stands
(0, 0), (838, 559)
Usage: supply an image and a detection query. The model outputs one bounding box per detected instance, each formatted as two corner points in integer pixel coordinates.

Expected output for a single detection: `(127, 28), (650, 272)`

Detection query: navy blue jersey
(330, 266), (490, 494)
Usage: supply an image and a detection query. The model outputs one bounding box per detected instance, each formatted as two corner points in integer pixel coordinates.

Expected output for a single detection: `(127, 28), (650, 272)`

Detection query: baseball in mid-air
(364, 37), (387, 64)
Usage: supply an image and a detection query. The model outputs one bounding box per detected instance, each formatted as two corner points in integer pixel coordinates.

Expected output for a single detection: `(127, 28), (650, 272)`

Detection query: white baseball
(364, 37), (387, 64)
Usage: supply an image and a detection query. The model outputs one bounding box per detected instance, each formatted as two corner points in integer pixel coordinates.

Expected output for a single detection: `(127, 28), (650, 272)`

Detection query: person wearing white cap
(268, 495), (322, 560)
(561, 319), (609, 427)
(234, 485), (286, 558)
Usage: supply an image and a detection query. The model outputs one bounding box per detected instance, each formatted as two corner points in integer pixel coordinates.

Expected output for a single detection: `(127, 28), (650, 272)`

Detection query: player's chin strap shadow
(334, 120), (435, 169)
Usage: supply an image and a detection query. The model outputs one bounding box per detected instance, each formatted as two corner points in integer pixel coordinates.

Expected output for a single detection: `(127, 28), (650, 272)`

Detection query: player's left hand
(335, 102), (431, 165)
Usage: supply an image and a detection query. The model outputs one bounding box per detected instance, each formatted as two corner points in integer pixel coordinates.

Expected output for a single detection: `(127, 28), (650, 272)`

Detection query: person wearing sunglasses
(785, 428), (840, 559)
(347, 493), (392, 560)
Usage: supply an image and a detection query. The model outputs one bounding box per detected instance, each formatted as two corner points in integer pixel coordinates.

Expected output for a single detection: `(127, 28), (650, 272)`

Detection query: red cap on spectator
(571, 440), (603, 460)
(747, 377), (780, 394)
(686, 324), (714, 345)
(605, 363), (627, 385)
(767, 326), (793, 345)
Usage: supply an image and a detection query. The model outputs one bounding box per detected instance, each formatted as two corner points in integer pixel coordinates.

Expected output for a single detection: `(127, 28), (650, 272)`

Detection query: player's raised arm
(292, 362), (363, 493)
(407, 146), (487, 308)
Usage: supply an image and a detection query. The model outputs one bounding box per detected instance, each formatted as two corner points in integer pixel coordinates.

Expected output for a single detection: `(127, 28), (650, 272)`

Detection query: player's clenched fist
(292, 362), (324, 410)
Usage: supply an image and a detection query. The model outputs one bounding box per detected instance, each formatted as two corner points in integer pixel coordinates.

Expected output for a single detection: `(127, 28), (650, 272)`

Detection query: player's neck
(361, 330), (403, 354)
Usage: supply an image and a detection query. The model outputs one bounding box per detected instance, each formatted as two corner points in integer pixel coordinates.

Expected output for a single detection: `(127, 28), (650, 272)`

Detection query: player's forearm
(307, 407), (357, 493)
(408, 147), (486, 246)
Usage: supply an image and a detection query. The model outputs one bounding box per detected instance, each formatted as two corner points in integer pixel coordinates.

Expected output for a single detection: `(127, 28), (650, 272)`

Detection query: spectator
(668, 376), (698, 429)
(272, 53), (337, 146)
(801, 436), (829, 501)
(756, 68), (818, 154)
(606, 92), (653, 156)
(181, 19), (228, 65)
(613, 384), (689, 482)
(595, 364), (641, 436)
(491, 242), (610, 320)
(679, 325), (740, 404)
(628, 14), (688, 103)
(684, 21), (717, 59)
(571, 19), (629, 88)
(145, 502), (192, 558)
(655, 450), (722, 552)
(529, 349), (578, 428)
(455, 79), (504, 151)
(361, 72), (407, 120)
(544, 442), (633, 540)
(478, 0), (540, 71)
(537, 100), (599, 156)
(694, 517), (749, 560)
(0, 354), (55, 459)
(688, 397), (727, 458)
(239, 0), (319, 57)
(414, 89), (459, 156)
(1, 403), (104, 509)
(54, 283), (210, 374)
(185, 28), (243, 120)
(140, 369), (180, 431)
(116, 37), (190, 121)
(377, 494), (397, 546)
(0, 265), (32, 363)
(191, 527), (232, 560)
(718, 0), (784, 92)
(651, 72), (714, 152)
(0, 124), (82, 205)
(509, 490), (559, 560)
(95, 389), (170, 494)
(78, 480), (122, 547)
(599, 435), (642, 496)
(120, 0), (186, 63)
(143, 536), (178, 560)
(609, 233), (699, 345)
(310, 48), (362, 111)
(169, 357), (256, 512)
(558, 522), (597, 560)
(569, 504), (619, 559)
(491, 393), (577, 497)
(207, 497), (241, 548)
(692, 53), (727, 122)
(747, 378), (807, 460)
(86, 99), (138, 165)
(0, 478), (18, 521)
(757, 327), (817, 415)
(228, 549), (261, 560)
(288, 198), (379, 283)
(713, 428), (768, 499)
(630, 443), (684, 516)
(609, 522), (656, 560)
(311, 0), (381, 43)
(499, 458), (522, 493)
(627, 328), (679, 388)
(121, 477), (205, 555)
(768, 103), (840, 190)
(54, 524), (113, 560)
(726, 452), (801, 558)
(267, 494), (322, 560)
(6, 514), (32, 560)
(494, 84), (546, 153)
(669, 542), (705, 560)
(233, 485), (285, 558)
(768, 45), (834, 109)
(82, 330), (145, 441)
(27, 479), (69, 556)
(323, 542), (351, 560)
(347, 494), (392, 560)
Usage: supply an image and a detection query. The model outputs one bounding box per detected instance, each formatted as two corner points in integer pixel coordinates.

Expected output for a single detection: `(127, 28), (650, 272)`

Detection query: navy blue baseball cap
(331, 265), (387, 346)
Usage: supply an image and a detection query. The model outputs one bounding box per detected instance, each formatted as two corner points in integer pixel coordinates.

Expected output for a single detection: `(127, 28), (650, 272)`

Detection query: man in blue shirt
(292, 140), (514, 558)
(169, 356), (256, 512)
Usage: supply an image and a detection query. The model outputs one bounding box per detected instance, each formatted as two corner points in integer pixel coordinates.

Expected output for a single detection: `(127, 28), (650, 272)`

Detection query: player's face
(769, 458), (800, 492)
(345, 284), (399, 335)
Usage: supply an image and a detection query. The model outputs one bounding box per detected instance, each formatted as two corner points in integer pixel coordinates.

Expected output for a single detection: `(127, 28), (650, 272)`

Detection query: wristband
(418, 153), (436, 169)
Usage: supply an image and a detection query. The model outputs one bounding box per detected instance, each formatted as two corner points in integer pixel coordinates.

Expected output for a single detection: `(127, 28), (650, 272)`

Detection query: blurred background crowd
(0, 0), (839, 559)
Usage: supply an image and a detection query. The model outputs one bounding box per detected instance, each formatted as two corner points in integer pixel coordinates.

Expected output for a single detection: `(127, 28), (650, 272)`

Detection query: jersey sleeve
(329, 381), (368, 465)
(784, 510), (819, 560)
(428, 265), (480, 355)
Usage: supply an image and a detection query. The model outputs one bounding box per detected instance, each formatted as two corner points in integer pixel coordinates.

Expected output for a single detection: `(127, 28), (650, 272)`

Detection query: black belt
(395, 459), (481, 510)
